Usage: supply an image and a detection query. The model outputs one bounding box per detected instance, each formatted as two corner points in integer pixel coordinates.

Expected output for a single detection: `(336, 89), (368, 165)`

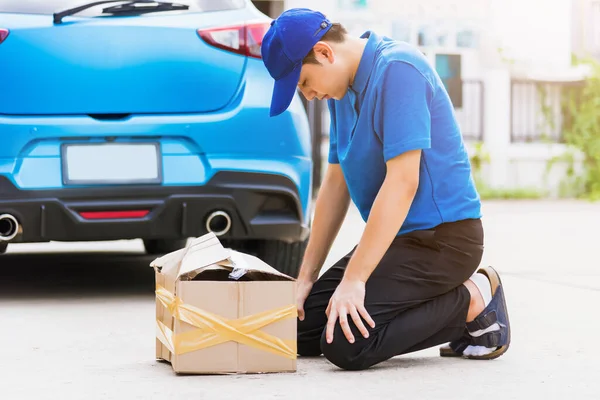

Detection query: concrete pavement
(1, 200), (599, 399)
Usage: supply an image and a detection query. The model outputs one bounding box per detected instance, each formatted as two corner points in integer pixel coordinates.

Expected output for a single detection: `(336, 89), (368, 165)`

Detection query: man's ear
(312, 41), (335, 64)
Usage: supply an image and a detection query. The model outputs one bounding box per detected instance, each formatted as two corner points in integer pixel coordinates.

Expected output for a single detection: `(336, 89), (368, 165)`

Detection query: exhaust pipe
(0, 214), (19, 241)
(205, 210), (232, 236)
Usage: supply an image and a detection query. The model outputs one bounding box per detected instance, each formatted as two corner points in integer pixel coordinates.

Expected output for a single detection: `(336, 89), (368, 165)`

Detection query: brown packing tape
(155, 285), (297, 359)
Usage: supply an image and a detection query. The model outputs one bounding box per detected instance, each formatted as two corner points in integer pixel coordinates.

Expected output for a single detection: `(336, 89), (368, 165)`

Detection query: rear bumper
(0, 171), (310, 244)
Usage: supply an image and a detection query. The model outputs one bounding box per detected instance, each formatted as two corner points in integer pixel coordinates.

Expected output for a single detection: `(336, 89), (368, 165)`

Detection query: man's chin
(336, 89), (350, 100)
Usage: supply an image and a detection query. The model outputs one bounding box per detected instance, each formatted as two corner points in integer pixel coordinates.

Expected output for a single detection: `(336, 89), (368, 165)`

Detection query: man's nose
(298, 87), (316, 101)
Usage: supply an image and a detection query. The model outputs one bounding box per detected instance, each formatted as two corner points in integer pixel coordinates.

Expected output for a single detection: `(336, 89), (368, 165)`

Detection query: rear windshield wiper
(102, 1), (189, 15)
(53, 0), (188, 24)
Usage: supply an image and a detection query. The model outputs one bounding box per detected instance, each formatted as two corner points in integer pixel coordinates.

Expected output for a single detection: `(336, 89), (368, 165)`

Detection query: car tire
(143, 238), (188, 255)
(0, 242), (7, 254)
(221, 238), (307, 278)
(257, 239), (307, 278)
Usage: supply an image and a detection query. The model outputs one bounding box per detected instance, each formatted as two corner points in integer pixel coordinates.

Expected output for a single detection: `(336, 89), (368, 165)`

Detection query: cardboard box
(150, 232), (297, 374)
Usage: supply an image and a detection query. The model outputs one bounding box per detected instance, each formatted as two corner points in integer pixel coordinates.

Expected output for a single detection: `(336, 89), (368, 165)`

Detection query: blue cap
(261, 8), (333, 117)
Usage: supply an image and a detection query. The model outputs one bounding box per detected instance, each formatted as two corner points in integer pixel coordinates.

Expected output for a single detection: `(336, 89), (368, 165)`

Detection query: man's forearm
(343, 176), (417, 283)
(298, 164), (351, 282)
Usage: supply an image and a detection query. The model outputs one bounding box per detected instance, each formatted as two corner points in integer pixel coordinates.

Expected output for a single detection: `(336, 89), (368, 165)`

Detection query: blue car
(0, 0), (313, 276)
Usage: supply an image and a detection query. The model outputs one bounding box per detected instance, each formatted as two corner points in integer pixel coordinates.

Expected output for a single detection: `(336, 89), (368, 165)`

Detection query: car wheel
(221, 238), (307, 278)
(0, 242), (7, 254)
(143, 238), (188, 255)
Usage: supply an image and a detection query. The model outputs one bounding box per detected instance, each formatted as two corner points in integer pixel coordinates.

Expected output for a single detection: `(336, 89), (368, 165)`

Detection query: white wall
(571, 0), (600, 59)
(466, 69), (582, 196)
(487, 0), (573, 75)
(284, 0), (582, 195)
(283, 0), (574, 75)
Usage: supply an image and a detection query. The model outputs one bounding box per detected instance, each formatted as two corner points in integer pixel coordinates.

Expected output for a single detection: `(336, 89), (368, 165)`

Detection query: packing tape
(155, 285), (297, 359)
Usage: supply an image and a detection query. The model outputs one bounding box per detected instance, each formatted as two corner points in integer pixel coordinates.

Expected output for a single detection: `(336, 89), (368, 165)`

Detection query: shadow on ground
(0, 251), (157, 300)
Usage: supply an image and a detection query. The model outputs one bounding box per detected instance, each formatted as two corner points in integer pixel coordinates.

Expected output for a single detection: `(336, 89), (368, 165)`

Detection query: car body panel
(0, 1), (314, 245)
(0, 10), (263, 115)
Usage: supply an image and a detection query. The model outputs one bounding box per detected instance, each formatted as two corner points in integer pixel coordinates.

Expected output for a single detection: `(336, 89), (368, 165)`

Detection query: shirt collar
(350, 31), (380, 94)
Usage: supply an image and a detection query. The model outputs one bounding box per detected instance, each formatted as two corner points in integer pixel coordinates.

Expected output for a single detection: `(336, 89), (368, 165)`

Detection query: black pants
(297, 218), (484, 370)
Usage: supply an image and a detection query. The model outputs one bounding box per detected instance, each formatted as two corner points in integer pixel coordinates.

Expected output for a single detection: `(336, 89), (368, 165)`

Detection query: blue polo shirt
(328, 31), (481, 235)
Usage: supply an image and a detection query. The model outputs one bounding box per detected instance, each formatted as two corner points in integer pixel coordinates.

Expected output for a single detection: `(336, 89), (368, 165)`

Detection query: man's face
(297, 42), (349, 101)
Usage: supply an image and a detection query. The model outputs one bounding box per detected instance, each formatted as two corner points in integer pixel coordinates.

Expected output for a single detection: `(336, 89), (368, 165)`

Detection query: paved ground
(1, 200), (599, 399)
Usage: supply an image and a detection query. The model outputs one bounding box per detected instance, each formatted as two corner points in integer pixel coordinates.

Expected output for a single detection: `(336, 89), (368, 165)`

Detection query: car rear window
(0, 0), (246, 15)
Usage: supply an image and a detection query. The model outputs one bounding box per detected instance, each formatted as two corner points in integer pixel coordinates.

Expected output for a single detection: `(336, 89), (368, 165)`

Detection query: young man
(261, 8), (511, 370)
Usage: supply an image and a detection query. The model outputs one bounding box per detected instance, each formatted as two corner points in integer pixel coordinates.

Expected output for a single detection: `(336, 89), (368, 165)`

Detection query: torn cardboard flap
(227, 250), (294, 281)
(150, 232), (295, 282)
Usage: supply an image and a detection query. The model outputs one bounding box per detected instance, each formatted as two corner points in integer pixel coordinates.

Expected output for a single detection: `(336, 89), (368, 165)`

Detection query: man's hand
(296, 279), (314, 321)
(295, 163), (351, 322)
(323, 149), (422, 345)
(325, 278), (375, 344)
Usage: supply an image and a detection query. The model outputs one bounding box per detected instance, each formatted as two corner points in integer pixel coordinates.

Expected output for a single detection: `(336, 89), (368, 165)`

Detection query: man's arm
(342, 62), (433, 283)
(343, 149), (420, 283)
(324, 151), (421, 343)
(297, 162), (351, 283)
(325, 61), (434, 344)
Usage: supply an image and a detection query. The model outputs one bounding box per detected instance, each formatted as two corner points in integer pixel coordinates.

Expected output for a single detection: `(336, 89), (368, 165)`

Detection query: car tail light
(198, 22), (270, 59)
(0, 29), (9, 45)
(79, 210), (150, 220)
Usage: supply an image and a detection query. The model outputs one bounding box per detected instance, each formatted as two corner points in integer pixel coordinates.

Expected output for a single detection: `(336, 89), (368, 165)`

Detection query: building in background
(571, 0), (600, 60)
(251, 0), (590, 196)
(282, 0), (578, 77)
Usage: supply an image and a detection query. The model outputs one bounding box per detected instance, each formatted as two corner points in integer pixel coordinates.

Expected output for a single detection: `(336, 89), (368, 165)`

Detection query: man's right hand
(295, 163), (350, 322)
(296, 278), (315, 321)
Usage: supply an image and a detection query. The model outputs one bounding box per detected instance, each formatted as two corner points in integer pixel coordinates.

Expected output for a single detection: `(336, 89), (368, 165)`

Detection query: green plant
(545, 148), (584, 198)
(535, 83), (557, 144)
(469, 141), (545, 199)
(497, 47), (515, 66)
(477, 184), (545, 200)
(469, 141), (490, 182)
(546, 55), (600, 200)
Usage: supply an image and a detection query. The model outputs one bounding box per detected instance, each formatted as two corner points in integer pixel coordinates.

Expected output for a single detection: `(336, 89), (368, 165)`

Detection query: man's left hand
(325, 278), (375, 344)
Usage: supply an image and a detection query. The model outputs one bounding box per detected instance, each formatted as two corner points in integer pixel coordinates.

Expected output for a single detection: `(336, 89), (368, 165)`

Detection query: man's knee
(319, 328), (371, 371)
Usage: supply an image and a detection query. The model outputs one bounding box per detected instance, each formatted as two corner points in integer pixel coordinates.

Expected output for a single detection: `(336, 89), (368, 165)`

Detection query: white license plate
(62, 143), (161, 185)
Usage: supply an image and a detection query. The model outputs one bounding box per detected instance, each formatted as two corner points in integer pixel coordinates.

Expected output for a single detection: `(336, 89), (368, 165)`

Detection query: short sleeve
(374, 61), (434, 162)
(326, 99), (339, 164)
